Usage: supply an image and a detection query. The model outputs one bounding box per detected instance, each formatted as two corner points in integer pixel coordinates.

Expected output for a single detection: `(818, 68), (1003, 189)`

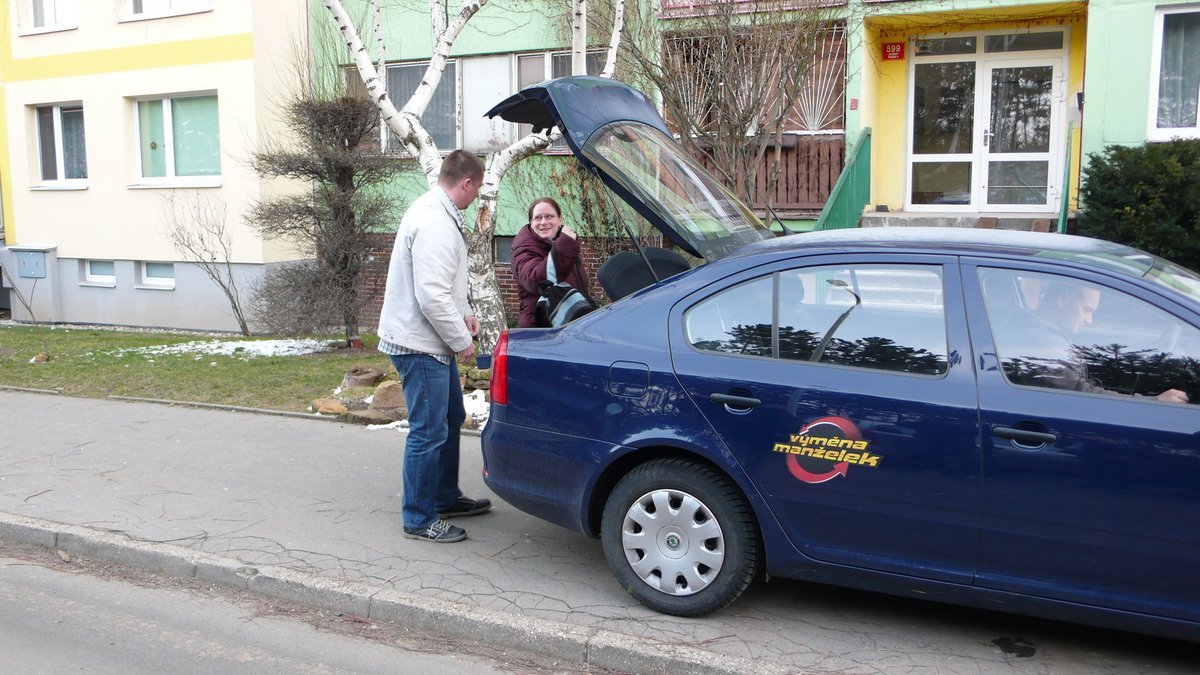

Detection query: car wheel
(601, 459), (759, 616)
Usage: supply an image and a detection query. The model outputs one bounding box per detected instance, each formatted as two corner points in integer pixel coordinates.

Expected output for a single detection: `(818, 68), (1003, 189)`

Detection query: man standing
(378, 150), (492, 543)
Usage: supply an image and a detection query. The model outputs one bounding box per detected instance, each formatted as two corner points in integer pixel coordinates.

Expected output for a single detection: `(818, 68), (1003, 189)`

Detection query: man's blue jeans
(390, 353), (466, 530)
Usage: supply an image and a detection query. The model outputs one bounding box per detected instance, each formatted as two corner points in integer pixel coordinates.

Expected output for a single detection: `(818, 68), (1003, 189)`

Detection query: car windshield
(580, 121), (773, 261)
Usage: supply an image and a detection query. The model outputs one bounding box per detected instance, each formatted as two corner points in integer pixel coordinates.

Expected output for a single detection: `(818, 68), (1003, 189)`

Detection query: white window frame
(83, 259), (116, 286)
(124, 0), (212, 21)
(34, 102), (87, 188)
(133, 93), (221, 188)
(22, 0), (77, 35)
(512, 50), (606, 151)
(138, 261), (175, 289)
(1147, 5), (1200, 141)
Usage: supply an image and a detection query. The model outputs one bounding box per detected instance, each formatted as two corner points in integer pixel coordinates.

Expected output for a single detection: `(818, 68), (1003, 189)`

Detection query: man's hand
(457, 343), (476, 364)
(1156, 388), (1189, 404)
(464, 315), (480, 336)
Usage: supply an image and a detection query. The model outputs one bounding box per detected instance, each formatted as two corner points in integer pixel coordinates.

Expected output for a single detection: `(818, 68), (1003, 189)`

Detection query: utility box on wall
(17, 251), (46, 278)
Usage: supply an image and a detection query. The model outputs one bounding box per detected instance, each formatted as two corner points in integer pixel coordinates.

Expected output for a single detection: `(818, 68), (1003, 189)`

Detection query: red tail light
(490, 329), (509, 405)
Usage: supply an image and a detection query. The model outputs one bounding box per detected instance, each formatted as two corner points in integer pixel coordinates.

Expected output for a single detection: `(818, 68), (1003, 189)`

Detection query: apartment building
(0, 0), (310, 331)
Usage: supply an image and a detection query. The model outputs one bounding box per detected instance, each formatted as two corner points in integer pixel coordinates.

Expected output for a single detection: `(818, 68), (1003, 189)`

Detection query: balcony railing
(815, 128), (871, 230)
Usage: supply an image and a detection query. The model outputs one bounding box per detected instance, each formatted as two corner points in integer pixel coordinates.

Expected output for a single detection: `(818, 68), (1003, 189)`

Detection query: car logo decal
(772, 416), (881, 484)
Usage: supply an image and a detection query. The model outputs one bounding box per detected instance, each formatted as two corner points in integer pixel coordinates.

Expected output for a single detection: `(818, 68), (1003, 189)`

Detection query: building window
(1150, 6), (1200, 140)
(84, 260), (115, 285)
(136, 94), (220, 183)
(515, 51), (605, 142)
(385, 61), (457, 151)
(36, 104), (87, 183)
(24, 0), (75, 32)
(494, 236), (514, 264)
(129, 0), (211, 18)
(139, 261), (175, 288)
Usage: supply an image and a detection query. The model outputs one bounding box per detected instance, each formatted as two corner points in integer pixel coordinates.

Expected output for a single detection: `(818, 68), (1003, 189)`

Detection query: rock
(334, 386), (374, 411)
(369, 380), (406, 412)
(311, 398), (349, 415)
(31, 353), (50, 363)
(341, 365), (386, 389)
(342, 409), (403, 425)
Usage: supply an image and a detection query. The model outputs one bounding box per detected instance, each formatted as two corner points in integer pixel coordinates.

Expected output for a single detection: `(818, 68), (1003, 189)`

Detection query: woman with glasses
(511, 197), (592, 327)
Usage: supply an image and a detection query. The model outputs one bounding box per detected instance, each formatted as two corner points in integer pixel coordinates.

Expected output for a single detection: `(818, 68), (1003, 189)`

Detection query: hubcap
(621, 488), (724, 596)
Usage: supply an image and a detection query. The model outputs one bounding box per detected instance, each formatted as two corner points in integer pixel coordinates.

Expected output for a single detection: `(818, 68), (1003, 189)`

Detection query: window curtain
(1158, 12), (1200, 129)
(61, 106), (87, 179)
(387, 62), (456, 150)
(171, 95), (220, 176)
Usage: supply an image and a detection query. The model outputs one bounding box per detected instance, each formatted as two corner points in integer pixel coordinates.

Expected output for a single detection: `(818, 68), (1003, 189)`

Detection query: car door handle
(992, 425), (1057, 446)
(710, 393), (761, 409)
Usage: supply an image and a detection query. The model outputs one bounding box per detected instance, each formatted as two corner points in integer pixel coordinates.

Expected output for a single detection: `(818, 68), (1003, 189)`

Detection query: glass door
(910, 57), (977, 208)
(907, 31), (1067, 213)
(982, 59), (1062, 210)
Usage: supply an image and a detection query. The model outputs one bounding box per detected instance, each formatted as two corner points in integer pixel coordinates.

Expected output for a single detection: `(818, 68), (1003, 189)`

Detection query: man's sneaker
(403, 519), (467, 543)
(438, 496), (492, 518)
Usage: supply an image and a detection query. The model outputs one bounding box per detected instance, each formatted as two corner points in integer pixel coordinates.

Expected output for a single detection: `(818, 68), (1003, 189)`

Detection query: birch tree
(324, 0), (625, 353)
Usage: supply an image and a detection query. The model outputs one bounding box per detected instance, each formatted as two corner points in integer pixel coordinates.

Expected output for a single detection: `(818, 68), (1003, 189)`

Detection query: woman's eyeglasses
(531, 214), (559, 222)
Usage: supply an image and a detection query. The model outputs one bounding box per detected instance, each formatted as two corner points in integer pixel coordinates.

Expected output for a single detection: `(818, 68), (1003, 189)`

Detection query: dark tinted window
(684, 276), (773, 357)
(981, 268), (1200, 402)
(685, 264), (949, 375)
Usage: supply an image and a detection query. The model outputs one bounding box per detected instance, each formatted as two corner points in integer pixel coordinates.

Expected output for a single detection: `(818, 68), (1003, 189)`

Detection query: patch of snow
(107, 339), (338, 359)
(367, 419), (409, 432)
(365, 390), (489, 433)
(464, 389), (489, 429)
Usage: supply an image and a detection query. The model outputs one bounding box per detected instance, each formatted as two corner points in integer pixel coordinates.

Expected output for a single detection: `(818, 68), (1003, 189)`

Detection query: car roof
(735, 227), (1158, 280)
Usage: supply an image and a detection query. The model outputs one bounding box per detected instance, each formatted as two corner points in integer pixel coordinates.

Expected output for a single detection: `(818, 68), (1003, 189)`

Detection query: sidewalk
(0, 391), (1120, 674)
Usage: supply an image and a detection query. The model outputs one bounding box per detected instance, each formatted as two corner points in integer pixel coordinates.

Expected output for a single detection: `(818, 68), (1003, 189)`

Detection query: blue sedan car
(482, 77), (1200, 641)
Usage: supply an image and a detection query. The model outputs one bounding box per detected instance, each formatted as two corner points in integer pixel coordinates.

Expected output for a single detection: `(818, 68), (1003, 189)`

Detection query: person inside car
(997, 279), (1189, 403)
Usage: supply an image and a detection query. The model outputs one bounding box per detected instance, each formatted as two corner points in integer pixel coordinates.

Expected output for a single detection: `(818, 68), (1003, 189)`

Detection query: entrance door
(982, 59), (1062, 210)
(907, 31), (1067, 212)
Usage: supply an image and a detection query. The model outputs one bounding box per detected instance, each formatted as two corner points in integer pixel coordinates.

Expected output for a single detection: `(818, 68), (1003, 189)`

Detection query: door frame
(904, 27), (1070, 213)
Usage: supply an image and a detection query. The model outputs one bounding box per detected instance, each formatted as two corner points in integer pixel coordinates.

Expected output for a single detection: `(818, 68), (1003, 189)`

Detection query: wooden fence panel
(691, 136), (846, 212)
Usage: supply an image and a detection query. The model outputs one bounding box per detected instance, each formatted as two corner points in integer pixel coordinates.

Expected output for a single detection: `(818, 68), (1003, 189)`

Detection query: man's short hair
(439, 150), (484, 185)
(1041, 280), (1093, 305)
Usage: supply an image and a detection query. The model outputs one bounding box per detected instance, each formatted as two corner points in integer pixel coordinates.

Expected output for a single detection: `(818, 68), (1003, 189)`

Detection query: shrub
(1077, 139), (1200, 270)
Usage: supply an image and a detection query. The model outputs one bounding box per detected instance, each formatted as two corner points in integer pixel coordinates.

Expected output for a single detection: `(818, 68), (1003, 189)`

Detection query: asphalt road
(0, 545), (608, 674)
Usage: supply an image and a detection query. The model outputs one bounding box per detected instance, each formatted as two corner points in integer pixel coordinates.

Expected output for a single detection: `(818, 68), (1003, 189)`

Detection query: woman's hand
(560, 224), (578, 240)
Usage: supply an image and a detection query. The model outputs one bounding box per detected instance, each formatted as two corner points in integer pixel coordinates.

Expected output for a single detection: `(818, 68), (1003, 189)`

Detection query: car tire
(600, 459), (759, 616)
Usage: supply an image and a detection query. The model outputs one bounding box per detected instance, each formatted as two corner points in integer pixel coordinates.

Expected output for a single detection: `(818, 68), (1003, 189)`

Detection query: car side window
(685, 264), (949, 376)
(980, 268), (1200, 402)
(684, 276), (774, 356)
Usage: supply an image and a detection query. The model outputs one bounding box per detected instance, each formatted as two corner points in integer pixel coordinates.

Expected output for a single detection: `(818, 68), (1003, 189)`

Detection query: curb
(0, 512), (786, 675)
(102, 395), (484, 437)
(0, 390), (483, 437)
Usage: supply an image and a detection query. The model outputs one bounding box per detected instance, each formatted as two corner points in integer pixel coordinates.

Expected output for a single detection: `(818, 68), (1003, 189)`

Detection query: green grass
(0, 325), (395, 412)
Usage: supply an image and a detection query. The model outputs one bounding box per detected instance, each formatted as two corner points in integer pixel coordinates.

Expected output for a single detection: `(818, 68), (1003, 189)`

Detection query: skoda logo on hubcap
(665, 533), (681, 550)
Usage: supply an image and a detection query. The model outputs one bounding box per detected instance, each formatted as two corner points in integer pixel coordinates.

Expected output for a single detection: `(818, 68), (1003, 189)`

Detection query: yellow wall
(860, 6), (1087, 211)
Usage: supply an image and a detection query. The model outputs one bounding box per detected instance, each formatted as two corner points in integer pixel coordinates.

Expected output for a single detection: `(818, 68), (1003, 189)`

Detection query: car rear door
(670, 253), (983, 583)
(964, 260), (1200, 622)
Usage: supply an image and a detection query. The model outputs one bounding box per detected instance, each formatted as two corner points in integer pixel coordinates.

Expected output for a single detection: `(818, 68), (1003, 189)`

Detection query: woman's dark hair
(527, 197), (562, 222)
